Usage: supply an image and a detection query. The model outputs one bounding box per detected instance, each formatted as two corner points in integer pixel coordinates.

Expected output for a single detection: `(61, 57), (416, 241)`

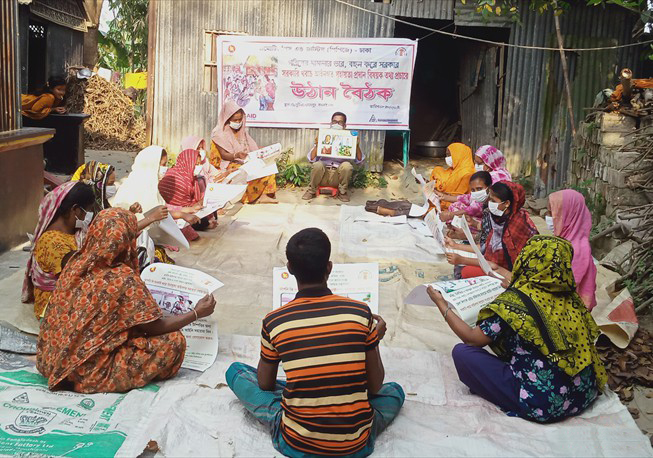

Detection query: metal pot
(413, 141), (448, 158)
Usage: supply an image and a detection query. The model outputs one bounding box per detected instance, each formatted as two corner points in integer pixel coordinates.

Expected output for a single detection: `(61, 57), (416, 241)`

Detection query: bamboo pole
(553, 10), (576, 137)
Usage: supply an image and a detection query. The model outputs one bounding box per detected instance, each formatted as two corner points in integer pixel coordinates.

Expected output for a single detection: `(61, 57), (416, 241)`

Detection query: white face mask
(105, 185), (117, 198)
(546, 215), (555, 232)
(158, 166), (168, 180)
(471, 189), (489, 203)
(198, 149), (207, 161)
(194, 165), (203, 176)
(229, 121), (242, 130)
(488, 201), (505, 217)
(330, 124), (344, 130)
(75, 209), (93, 230)
(445, 156), (454, 168)
(475, 164), (485, 172)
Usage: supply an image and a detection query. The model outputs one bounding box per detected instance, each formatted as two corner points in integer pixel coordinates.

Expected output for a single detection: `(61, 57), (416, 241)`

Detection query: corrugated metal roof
(388, 0), (454, 20)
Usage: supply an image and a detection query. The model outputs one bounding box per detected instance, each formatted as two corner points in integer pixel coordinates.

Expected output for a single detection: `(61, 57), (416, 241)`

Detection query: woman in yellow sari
(431, 142), (475, 210)
(210, 101), (277, 204)
(21, 76), (67, 120)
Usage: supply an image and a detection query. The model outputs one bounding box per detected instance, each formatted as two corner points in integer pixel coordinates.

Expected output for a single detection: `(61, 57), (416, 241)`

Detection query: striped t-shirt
(261, 287), (380, 456)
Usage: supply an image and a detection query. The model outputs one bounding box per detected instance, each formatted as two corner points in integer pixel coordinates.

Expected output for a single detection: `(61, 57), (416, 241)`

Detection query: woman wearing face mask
(181, 136), (227, 184)
(21, 182), (95, 318)
(210, 101), (277, 204)
(474, 145), (512, 183)
(72, 160), (168, 232)
(445, 181), (538, 279)
(159, 149), (217, 232)
(439, 171), (492, 225)
(113, 146), (201, 243)
(430, 143), (476, 210)
(21, 75), (68, 120)
(547, 190), (597, 310)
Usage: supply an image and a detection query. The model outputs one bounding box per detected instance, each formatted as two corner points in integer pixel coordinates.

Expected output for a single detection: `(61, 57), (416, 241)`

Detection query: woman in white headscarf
(113, 145), (201, 247)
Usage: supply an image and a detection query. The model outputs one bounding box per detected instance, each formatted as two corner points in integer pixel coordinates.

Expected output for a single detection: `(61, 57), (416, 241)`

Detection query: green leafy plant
(275, 148), (311, 188)
(98, 0), (149, 75)
(351, 167), (388, 189)
(514, 175), (534, 194)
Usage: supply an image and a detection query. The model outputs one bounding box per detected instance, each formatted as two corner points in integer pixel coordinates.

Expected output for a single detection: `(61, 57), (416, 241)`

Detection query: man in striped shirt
(227, 228), (404, 457)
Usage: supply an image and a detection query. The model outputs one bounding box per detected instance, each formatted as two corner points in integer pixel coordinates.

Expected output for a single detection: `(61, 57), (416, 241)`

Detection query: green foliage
(351, 167), (388, 189)
(464, 0), (650, 23)
(98, 0), (149, 75)
(514, 175), (534, 194)
(275, 148), (311, 188)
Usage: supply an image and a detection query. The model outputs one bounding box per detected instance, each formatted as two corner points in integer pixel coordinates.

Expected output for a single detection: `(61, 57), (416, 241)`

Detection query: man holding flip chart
(303, 112), (364, 202)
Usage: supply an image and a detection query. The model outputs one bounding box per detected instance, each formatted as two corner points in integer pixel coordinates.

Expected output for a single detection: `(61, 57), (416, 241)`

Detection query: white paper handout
(148, 214), (190, 249)
(247, 143), (282, 164)
(458, 216), (504, 279)
(239, 158), (279, 181)
(405, 276), (505, 326)
(411, 167), (440, 211)
(141, 263), (224, 371)
(424, 209), (447, 251)
(409, 203), (430, 217)
(272, 263), (379, 313)
(195, 183), (248, 219)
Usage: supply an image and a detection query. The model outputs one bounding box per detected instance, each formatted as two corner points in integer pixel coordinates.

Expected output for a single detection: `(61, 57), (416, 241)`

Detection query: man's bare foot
(337, 192), (350, 203)
(302, 190), (316, 200)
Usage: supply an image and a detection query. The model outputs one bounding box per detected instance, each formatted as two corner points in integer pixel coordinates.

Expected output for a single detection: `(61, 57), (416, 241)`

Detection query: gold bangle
(193, 309), (198, 321)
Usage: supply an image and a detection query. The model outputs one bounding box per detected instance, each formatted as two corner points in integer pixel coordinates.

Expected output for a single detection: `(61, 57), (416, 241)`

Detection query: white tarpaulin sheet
(339, 206), (445, 262)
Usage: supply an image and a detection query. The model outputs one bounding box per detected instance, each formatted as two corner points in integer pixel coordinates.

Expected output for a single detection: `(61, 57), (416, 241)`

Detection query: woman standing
(430, 236), (606, 422)
(22, 182), (95, 318)
(430, 143), (476, 210)
(210, 101), (277, 204)
(37, 208), (216, 393)
(21, 76), (67, 120)
(548, 190), (597, 310)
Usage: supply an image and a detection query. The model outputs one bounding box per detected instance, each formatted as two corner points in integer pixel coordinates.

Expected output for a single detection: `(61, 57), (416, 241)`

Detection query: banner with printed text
(217, 36), (417, 130)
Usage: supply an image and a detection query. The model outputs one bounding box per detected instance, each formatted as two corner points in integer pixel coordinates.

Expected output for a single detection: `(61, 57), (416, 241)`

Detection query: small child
(438, 171), (492, 226)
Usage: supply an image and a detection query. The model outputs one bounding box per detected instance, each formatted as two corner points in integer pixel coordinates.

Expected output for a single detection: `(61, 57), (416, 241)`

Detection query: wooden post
(145, 0), (158, 145)
(554, 11), (576, 137)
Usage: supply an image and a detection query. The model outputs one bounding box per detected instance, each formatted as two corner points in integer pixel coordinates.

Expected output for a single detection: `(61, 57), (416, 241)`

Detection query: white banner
(218, 36), (416, 130)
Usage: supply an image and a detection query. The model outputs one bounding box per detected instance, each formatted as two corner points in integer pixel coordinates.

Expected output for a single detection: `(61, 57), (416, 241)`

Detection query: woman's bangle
(443, 306), (452, 320)
(192, 309), (198, 321)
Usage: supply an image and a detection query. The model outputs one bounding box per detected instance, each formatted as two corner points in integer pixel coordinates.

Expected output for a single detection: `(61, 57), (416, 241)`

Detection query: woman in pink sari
(548, 190), (597, 310)
(474, 145), (512, 183)
(210, 101), (277, 204)
(181, 135), (226, 184)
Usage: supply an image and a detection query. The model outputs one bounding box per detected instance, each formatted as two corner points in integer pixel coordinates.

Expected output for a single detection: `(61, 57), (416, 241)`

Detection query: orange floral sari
(37, 208), (185, 393)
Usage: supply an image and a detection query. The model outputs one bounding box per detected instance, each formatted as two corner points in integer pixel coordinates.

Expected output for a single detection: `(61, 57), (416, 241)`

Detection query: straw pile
(66, 74), (146, 151)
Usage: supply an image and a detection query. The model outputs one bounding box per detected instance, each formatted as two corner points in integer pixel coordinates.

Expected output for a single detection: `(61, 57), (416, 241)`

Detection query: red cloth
(158, 149), (203, 207)
(461, 266), (485, 279)
(484, 181), (538, 269)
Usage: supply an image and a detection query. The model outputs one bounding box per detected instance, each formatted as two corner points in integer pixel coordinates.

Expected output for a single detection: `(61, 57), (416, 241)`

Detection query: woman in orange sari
(431, 142), (476, 210)
(21, 76), (67, 120)
(37, 208), (216, 393)
(210, 101), (277, 204)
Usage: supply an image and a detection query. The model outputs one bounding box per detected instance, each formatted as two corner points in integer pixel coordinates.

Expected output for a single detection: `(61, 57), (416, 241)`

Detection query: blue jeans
(226, 362), (405, 458)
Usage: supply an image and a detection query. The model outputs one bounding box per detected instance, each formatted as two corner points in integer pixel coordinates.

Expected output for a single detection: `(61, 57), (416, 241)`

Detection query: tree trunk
(82, 0), (104, 68)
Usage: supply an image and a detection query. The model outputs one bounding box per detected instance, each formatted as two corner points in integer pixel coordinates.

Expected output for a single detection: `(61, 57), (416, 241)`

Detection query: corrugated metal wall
(152, 0), (642, 185)
(151, 0), (451, 172)
(500, 3), (640, 195)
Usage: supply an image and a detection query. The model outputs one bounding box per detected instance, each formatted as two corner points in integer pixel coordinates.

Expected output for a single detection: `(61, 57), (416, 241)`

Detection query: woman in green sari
(429, 235), (607, 422)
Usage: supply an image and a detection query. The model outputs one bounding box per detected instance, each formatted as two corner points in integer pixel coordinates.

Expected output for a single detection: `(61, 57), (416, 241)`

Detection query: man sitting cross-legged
(226, 228), (404, 457)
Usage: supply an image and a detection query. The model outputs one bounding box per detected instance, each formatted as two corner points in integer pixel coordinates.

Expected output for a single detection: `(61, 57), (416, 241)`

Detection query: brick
(610, 188), (650, 208)
(600, 131), (635, 148)
(612, 151), (643, 171)
(600, 112), (637, 133)
(606, 167), (629, 188)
